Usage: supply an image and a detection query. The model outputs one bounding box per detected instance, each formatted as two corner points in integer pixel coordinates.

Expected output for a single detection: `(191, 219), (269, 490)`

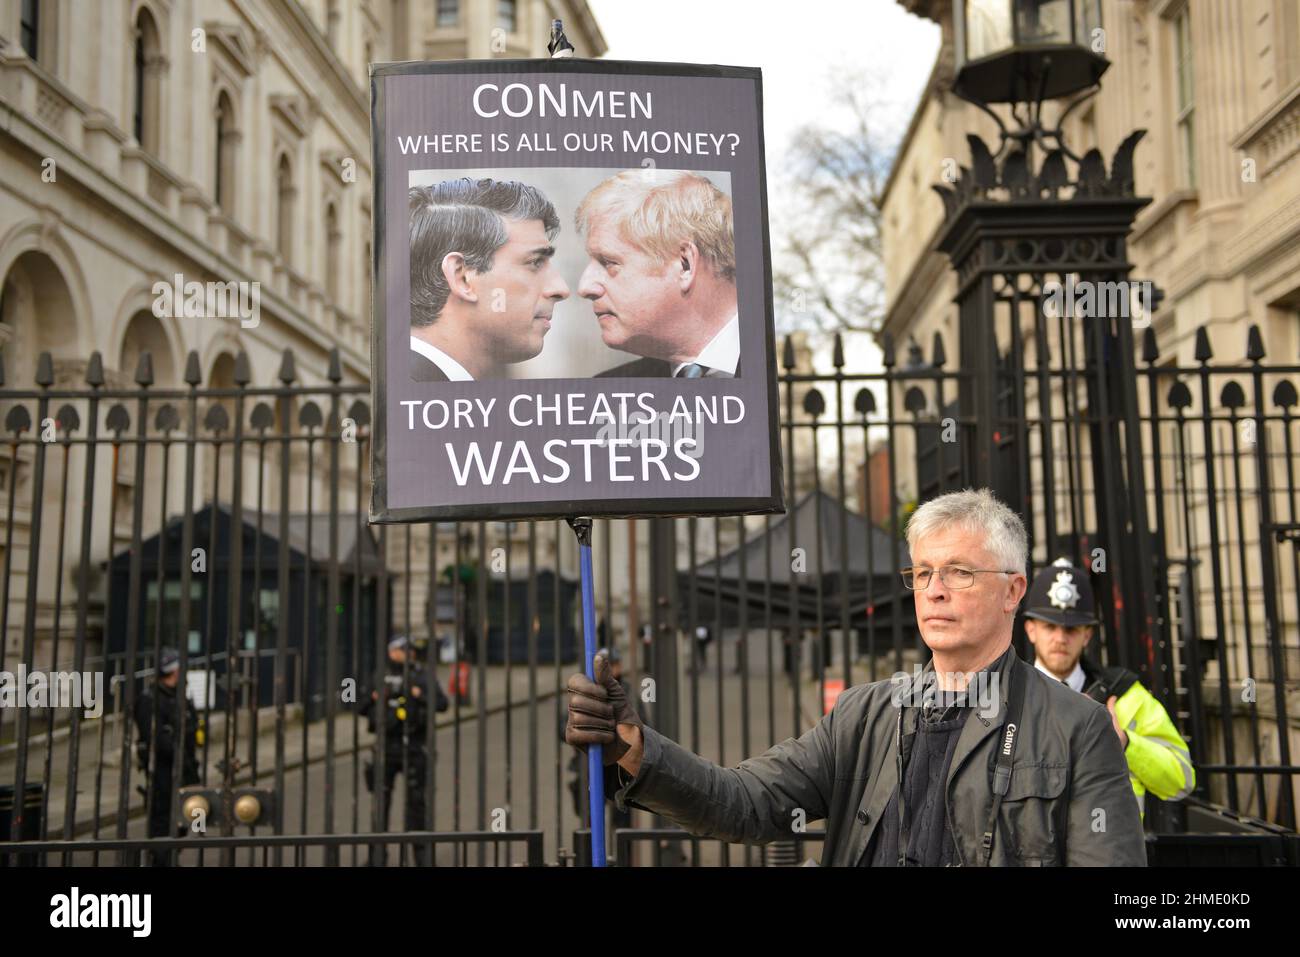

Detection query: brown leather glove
(565, 653), (643, 765)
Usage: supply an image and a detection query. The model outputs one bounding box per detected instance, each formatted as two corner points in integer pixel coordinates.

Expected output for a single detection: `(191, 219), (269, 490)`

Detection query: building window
(437, 0), (459, 28)
(20, 0), (40, 60)
(215, 91), (237, 216)
(496, 0), (517, 34)
(325, 203), (341, 303)
(133, 25), (145, 142)
(276, 154), (295, 264)
(133, 8), (162, 154)
(1173, 7), (1196, 189)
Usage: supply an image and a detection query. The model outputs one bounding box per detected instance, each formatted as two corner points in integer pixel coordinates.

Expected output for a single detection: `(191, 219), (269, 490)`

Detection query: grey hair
(408, 178), (560, 328)
(905, 488), (1027, 576)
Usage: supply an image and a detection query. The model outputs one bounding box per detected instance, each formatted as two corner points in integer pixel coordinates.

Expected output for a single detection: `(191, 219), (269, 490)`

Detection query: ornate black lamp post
(901, 1), (1167, 713)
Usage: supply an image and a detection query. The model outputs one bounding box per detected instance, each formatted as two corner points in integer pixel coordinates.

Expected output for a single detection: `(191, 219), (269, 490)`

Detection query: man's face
(467, 217), (569, 363)
(578, 215), (681, 357)
(909, 525), (1024, 661)
(160, 670), (179, 688)
(1024, 618), (1093, 676)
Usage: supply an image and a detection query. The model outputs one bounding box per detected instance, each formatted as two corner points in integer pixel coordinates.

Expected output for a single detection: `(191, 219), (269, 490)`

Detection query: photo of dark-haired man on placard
(408, 177), (570, 382)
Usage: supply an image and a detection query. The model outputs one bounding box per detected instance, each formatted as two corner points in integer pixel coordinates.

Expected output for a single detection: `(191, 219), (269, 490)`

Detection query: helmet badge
(1048, 571), (1081, 611)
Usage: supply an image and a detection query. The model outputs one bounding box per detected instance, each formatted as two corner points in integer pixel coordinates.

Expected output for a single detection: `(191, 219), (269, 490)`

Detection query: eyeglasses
(900, 565), (1016, 590)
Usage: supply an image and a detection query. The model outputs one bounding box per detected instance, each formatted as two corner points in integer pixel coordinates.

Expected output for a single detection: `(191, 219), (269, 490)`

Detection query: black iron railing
(0, 324), (1295, 865)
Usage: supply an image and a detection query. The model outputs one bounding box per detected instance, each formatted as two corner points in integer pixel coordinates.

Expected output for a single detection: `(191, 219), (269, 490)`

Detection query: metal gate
(0, 318), (1296, 865)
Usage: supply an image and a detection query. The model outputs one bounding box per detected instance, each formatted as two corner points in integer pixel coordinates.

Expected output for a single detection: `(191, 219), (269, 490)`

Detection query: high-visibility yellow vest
(1112, 680), (1195, 817)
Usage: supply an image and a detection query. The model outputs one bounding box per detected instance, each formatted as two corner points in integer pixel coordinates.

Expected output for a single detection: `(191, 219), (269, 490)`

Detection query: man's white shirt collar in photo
(672, 313), (739, 378)
(411, 335), (474, 382)
(1035, 657), (1086, 692)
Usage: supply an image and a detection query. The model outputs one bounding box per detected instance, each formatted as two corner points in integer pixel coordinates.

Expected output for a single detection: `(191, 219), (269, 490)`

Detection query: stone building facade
(0, 0), (605, 663)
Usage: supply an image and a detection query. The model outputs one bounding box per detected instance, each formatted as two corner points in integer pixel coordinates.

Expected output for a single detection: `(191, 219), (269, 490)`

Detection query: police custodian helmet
(1023, 558), (1100, 628)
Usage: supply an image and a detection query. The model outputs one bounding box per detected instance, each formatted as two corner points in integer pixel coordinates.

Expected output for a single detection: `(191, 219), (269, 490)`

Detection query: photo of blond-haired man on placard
(575, 169), (739, 379)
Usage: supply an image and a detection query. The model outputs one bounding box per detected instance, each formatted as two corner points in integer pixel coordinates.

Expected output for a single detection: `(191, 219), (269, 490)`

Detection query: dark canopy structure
(677, 491), (917, 641)
(107, 503), (383, 717)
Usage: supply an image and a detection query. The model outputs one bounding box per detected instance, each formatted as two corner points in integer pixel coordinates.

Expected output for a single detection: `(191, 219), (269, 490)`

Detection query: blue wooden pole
(568, 517), (605, 866)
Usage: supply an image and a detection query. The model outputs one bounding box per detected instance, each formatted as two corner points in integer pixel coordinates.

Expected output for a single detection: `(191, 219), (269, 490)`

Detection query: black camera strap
(980, 661), (1025, 866)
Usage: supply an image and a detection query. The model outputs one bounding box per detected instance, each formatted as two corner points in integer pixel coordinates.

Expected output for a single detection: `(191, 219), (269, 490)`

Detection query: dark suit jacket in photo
(594, 356), (742, 379)
(595, 356), (673, 378)
(410, 348), (452, 382)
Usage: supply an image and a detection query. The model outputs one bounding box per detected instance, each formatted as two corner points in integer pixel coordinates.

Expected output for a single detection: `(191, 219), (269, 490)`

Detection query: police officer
(361, 635), (449, 865)
(133, 647), (201, 867)
(1023, 558), (1195, 819)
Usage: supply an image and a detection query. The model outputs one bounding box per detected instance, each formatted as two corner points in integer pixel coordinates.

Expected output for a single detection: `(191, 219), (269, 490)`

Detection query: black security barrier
(0, 327), (1296, 865)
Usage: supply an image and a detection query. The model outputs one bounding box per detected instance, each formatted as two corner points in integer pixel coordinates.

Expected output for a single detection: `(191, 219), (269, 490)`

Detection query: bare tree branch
(772, 71), (893, 339)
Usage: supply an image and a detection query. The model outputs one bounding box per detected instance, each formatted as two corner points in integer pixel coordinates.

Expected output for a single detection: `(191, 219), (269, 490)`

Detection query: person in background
(1023, 558), (1195, 819)
(361, 635), (449, 865)
(133, 647), (201, 867)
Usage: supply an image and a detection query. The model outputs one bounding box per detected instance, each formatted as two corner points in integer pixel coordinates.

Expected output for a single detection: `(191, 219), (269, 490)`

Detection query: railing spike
(184, 350), (202, 386)
(233, 351), (252, 386)
(132, 350), (152, 387)
(85, 351), (104, 387)
(278, 348), (297, 384)
(1141, 327), (1159, 364)
(1246, 324), (1265, 362)
(1194, 325), (1213, 363)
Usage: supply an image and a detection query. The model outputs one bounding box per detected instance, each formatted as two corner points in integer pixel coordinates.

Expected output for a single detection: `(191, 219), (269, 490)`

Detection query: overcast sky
(588, 0), (940, 173)
(587, 0), (941, 370)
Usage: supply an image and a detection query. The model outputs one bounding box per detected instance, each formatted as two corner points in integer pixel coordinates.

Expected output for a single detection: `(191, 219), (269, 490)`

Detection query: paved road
(13, 634), (876, 866)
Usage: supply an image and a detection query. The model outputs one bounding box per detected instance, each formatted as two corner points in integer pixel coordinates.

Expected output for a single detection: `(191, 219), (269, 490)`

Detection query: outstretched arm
(609, 713), (838, 846)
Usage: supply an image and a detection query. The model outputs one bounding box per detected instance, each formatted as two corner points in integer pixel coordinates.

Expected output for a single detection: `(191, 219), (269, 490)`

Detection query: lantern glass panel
(967, 0), (1014, 60)
(1075, 0), (1103, 43)
(1016, 0), (1072, 45)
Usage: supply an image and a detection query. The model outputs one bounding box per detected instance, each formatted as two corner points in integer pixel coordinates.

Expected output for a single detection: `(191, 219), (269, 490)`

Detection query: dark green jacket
(613, 645), (1146, 866)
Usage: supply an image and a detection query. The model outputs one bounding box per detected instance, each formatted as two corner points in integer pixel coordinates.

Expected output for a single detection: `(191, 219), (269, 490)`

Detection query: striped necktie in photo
(676, 363), (707, 378)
